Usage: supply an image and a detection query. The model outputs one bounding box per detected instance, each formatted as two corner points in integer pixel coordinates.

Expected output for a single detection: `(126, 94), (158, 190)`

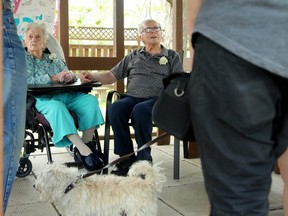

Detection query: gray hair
(23, 22), (49, 46)
(137, 19), (162, 36)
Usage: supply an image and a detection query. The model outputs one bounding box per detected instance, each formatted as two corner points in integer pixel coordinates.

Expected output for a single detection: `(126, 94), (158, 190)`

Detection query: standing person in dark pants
(188, 0), (288, 215)
(2, 0), (27, 213)
(80, 19), (183, 176)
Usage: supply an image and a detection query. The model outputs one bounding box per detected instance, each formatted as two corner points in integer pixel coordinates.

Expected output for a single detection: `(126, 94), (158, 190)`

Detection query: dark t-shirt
(193, 0), (288, 78)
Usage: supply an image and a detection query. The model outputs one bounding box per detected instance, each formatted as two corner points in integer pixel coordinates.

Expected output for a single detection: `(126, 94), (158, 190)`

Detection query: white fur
(34, 161), (166, 216)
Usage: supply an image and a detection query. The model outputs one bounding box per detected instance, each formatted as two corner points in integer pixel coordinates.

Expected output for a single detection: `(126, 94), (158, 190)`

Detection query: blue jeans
(108, 95), (156, 160)
(190, 34), (288, 215)
(2, 9), (27, 213)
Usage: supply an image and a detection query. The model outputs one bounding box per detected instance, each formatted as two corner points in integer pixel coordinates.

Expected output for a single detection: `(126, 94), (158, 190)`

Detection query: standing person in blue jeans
(80, 19), (183, 176)
(189, 0), (288, 215)
(2, 0), (27, 213)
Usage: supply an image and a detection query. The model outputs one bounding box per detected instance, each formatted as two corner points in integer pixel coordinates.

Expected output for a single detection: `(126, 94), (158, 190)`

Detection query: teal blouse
(26, 52), (68, 84)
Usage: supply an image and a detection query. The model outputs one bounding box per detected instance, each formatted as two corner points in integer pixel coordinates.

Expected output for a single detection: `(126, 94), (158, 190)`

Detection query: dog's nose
(33, 184), (35, 188)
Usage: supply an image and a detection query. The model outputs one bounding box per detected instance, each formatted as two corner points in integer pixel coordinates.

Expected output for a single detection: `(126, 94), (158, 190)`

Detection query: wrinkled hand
(79, 72), (94, 84)
(58, 71), (76, 84)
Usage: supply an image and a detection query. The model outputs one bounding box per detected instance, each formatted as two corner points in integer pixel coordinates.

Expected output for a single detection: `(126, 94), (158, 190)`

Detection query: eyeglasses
(141, 26), (162, 34)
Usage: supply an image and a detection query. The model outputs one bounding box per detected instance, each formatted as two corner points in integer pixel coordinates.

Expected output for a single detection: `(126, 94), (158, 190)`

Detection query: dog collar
(64, 174), (84, 194)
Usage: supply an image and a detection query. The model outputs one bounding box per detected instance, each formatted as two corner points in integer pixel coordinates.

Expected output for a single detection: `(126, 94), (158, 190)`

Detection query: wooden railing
(68, 26), (140, 58)
(69, 26), (138, 41)
(69, 44), (139, 57)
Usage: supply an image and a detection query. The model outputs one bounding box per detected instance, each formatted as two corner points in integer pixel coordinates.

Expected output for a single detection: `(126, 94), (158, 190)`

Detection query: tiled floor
(6, 135), (285, 216)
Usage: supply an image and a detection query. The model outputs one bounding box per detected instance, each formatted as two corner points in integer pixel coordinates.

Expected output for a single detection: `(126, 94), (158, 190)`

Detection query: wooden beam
(114, 0), (124, 59)
(114, 0), (125, 93)
(172, 0), (183, 52)
(68, 57), (120, 70)
(59, 0), (69, 67)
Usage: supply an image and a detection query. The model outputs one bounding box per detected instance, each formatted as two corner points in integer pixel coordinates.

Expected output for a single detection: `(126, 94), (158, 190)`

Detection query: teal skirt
(35, 91), (104, 147)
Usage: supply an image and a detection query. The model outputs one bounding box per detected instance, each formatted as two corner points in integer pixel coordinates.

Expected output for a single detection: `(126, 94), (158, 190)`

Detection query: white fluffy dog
(34, 161), (166, 216)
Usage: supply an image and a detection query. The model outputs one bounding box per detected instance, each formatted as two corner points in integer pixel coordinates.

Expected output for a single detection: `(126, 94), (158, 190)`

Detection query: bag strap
(82, 132), (169, 178)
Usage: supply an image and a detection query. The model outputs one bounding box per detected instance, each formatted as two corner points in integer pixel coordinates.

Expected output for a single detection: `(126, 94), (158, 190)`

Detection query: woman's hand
(51, 71), (76, 84)
(59, 71), (76, 84)
(79, 72), (94, 84)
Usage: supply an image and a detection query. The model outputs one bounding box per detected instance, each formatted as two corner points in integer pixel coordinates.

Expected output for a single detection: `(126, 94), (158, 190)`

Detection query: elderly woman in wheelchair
(23, 22), (104, 171)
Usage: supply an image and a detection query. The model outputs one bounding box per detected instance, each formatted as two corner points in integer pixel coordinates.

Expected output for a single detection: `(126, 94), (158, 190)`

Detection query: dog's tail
(128, 161), (167, 192)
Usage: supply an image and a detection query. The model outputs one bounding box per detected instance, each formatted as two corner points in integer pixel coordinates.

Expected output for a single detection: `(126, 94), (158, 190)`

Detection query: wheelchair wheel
(16, 158), (33, 178)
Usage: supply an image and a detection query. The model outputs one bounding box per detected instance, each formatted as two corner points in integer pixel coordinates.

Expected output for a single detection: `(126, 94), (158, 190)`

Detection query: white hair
(137, 19), (162, 36)
(23, 22), (49, 46)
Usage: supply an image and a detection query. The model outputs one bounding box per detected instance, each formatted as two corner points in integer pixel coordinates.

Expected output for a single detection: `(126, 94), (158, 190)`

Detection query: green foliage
(69, 0), (169, 28)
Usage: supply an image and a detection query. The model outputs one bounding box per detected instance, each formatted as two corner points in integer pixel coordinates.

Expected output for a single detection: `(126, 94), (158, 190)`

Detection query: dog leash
(82, 132), (169, 178)
(64, 132), (169, 194)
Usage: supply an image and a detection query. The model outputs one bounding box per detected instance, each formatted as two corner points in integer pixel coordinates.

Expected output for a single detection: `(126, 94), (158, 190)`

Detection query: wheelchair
(17, 33), (104, 177)
(16, 84), (103, 178)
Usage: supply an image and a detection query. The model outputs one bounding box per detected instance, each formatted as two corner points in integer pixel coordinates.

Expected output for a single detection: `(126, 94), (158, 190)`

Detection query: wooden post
(59, 0), (69, 67)
(185, 141), (199, 159)
(157, 129), (171, 145)
(172, 0), (183, 52)
(114, 0), (125, 93)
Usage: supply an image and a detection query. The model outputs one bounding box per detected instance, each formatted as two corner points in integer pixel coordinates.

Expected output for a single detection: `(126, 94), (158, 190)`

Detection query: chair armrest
(105, 90), (121, 121)
(103, 90), (122, 173)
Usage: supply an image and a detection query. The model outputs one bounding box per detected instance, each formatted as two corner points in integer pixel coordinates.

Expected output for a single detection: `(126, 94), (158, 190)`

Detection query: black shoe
(74, 148), (82, 163)
(74, 147), (104, 172)
(85, 141), (106, 164)
(111, 155), (136, 176)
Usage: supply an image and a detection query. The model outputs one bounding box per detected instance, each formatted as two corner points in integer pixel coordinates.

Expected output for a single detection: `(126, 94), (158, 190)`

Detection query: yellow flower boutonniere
(159, 56), (168, 65)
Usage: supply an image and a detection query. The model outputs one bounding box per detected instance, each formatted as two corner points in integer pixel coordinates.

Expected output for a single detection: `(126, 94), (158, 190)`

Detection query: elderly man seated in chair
(24, 22), (104, 171)
(80, 19), (183, 176)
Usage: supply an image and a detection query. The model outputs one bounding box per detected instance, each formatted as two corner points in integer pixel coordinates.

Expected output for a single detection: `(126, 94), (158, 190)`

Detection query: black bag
(152, 72), (195, 141)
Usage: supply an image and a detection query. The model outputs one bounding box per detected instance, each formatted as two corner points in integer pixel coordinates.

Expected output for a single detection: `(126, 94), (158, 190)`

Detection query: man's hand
(79, 72), (94, 84)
